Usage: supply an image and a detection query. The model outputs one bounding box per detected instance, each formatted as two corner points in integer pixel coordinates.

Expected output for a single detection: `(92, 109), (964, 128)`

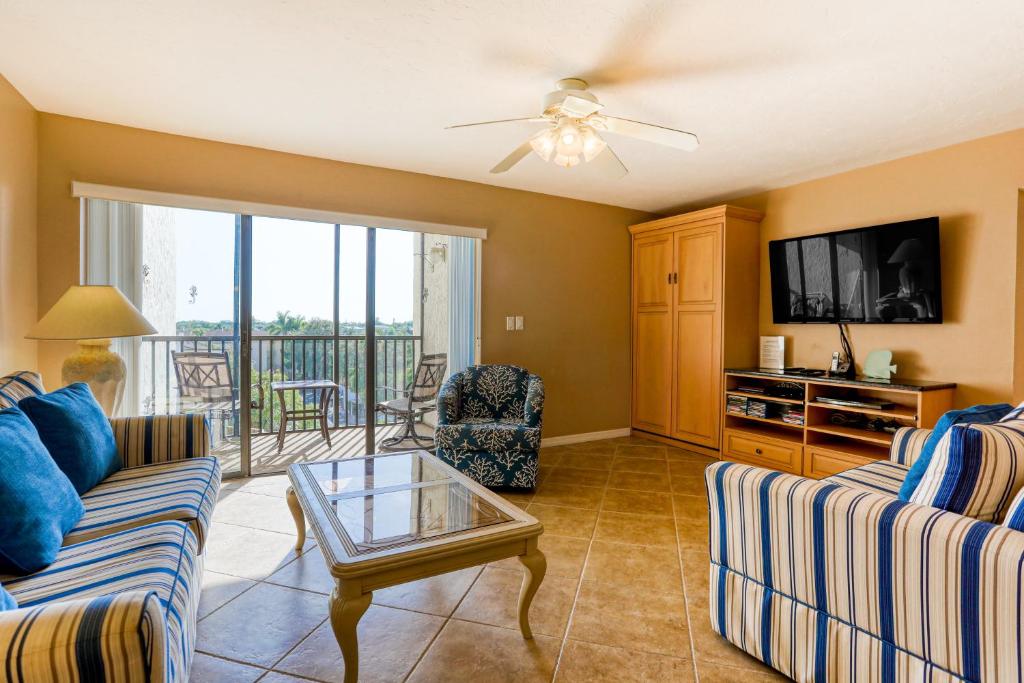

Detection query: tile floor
(192, 437), (787, 682)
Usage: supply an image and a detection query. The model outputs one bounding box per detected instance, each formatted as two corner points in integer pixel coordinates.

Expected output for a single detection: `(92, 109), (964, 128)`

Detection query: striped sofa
(706, 427), (1024, 682)
(0, 373), (218, 683)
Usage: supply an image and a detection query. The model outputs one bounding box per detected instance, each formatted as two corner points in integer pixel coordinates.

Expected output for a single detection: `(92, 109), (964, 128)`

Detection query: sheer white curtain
(447, 236), (478, 374)
(82, 199), (144, 417)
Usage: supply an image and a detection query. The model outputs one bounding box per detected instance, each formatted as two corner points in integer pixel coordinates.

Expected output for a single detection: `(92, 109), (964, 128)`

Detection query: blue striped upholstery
(66, 457), (221, 551)
(706, 460), (1024, 682)
(0, 371), (44, 409)
(0, 521), (200, 682)
(109, 414), (211, 468)
(1005, 488), (1024, 532)
(910, 420), (1024, 523)
(0, 584), (14, 611)
(889, 426), (933, 466)
(824, 459), (909, 496)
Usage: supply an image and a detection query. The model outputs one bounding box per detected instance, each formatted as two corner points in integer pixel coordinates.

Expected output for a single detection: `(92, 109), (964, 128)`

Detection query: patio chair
(376, 352), (448, 450)
(171, 351), (264, 442)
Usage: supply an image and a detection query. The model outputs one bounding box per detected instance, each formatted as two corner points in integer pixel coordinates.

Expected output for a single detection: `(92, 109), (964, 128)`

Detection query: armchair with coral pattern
(435, 364), (544, 489)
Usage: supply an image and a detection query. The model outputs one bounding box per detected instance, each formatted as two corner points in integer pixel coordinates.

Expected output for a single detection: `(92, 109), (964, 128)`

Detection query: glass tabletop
(300, 452), (515, 556)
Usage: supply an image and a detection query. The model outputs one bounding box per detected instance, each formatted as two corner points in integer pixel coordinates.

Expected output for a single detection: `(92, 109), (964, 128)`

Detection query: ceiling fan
(446, 78), (699, 178)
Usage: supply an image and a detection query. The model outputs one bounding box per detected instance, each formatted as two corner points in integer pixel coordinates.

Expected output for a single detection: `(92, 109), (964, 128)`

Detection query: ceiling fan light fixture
(529, 129), (557, 162)
(581, 127), (607, 162)
(553, 153), (581, 168)
(554, 120), (584, 158)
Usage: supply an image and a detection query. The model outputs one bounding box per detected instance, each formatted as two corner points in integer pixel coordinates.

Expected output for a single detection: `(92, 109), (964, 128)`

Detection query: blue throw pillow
(898, 403), (1013, 500)
(19, 383), (121, 494)
(0, 407), (85, 574)
(0, 583), (16, 611)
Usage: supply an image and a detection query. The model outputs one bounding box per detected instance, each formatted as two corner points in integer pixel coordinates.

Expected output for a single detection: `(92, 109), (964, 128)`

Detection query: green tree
(266, 311), (306, 336)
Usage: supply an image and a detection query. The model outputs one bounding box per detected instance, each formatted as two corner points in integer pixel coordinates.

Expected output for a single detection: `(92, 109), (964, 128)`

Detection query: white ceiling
(2, 0), (1024, 213)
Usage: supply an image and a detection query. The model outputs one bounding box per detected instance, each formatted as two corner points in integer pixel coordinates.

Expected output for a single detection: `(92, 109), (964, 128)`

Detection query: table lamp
(27, 285), (156, 415)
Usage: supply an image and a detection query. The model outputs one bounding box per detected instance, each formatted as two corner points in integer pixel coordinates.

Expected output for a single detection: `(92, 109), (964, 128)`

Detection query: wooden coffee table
(285, 451), (545, 683)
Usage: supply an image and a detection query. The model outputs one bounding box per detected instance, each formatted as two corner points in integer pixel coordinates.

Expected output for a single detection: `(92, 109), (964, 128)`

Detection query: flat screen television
(769, 217), (942, 324)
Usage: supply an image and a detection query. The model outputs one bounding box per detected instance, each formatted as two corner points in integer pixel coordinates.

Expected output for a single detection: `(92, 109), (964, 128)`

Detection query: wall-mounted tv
(769, 217), (942, 324)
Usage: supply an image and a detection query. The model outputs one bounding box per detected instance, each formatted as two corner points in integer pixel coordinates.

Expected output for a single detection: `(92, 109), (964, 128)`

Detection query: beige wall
(36, 113), (651, 437)
(0, 75), (38, 374)
(730, 128), (1024, 408)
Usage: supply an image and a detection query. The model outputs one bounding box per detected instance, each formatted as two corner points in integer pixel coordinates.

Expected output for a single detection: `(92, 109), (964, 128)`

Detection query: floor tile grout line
(669, 453), (703, 682)
(402, 564), (488, 681)
(548, 444), (614, 682)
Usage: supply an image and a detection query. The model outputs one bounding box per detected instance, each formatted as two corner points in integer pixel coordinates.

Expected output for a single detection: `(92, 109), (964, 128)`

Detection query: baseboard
(540, 428), (632, 448)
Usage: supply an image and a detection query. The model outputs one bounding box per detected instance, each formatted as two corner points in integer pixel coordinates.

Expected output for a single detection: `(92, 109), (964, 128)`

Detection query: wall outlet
(515, 316), (524, 330)
(506, 316), (515, 331)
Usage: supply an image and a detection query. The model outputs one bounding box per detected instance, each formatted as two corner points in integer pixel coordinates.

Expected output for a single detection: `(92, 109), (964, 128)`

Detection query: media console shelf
(722, 369), (955, 478)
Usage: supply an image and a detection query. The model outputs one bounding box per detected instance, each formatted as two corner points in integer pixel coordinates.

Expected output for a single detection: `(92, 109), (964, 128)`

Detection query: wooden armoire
(629, 205), (763, 452)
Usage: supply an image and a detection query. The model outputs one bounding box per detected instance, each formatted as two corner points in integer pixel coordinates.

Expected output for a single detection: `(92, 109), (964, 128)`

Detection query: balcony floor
(211, 423), (434, 475)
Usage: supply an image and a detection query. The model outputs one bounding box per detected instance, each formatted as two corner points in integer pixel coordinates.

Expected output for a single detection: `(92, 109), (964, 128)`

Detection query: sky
(168, 207), (415, 323)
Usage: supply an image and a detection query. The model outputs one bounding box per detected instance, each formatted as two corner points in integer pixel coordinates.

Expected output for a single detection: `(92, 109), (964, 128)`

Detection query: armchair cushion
(823, 459), (909, 496)
(19, 382), (121, 494)
(435, 419), (542, 452)
(898, 402), (1013, 500)
(65, 456), (221, 550)
(1, 520), (200, 683)
(457, 365), (531, 421)
(0, 407), (85, 575)
(910, 420), (1024, 522)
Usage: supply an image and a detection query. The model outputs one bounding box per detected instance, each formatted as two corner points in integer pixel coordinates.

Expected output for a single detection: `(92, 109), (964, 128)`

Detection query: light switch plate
(506, 316), (515, 331)
(515, 316), (524, 330)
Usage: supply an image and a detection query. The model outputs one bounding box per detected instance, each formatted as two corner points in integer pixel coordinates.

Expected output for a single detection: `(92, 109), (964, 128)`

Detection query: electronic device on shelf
(815, 396), (895, 410)
(735, 385), (766, 394)
(783, 368), (826, 377)
(766, 382), (804, 400)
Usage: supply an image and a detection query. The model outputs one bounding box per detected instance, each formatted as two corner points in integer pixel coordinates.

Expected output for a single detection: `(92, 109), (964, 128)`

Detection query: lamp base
(62, 339), (125, 416)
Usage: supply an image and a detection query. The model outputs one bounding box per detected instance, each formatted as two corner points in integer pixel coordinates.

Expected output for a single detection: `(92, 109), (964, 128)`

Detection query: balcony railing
(138, 334), (422, 436)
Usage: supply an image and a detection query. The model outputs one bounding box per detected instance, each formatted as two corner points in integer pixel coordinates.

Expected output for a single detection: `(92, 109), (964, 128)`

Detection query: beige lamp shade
(27, 285), (156, 340)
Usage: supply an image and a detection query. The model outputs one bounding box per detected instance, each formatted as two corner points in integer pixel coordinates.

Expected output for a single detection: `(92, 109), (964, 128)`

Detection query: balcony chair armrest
(889, 426), (934, 466)
(706, 461), (1024, 680)
(249, 382), (265, 410)
(110, 413), (212, 469)
(0, 591), (168, 682)
(523, 374), (545, 429)
(436, 376), (461, 425)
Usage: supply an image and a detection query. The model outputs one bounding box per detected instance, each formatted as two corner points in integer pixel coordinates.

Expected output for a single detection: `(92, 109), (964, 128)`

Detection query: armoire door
(632, 233), (673, 434)
(671, 225), (722, 447)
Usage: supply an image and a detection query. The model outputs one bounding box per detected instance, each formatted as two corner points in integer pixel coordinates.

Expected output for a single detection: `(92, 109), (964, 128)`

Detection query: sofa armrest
(706, 461), (1024, 682)
(110, 414), (211, 469)
(0, 591), (167, 682)
(436, 376), (461, 425)
(889, 426), (933, 466)
(524, 374), (545, 429)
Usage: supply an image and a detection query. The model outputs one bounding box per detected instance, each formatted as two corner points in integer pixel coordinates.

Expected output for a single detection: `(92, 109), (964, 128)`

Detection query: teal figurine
(863, 349), (897, 380)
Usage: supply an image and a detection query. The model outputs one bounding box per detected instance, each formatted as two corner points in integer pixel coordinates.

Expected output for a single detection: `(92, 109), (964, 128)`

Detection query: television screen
(769, 217), (942, 324)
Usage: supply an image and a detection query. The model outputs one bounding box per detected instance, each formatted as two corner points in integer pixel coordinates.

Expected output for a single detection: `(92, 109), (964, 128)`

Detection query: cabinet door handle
(673, 273), (679, 284)
(667, 273), (672, 284)
(754, 448), (763, 455)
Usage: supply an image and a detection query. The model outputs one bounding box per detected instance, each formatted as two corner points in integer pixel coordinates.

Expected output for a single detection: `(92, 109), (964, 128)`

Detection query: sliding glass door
(84, 197), (479, 478)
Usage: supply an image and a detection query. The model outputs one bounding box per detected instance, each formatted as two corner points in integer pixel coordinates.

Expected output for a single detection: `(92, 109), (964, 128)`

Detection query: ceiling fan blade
(596, 116), (699, 151)
(490, 141), (534, 174)
(560, 95), (604, 118)
(591, 145), (628, 179)
(446, 117), (547, 130)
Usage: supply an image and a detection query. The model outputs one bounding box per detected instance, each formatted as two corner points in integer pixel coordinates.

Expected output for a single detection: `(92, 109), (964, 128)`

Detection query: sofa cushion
(911, 420), (1024, 522)
(0, 371), (44, 409)
(898, 403), (1013, 500)
(0, 584), (15, 611)
(824, 460), (909, 497)
(1, 520), (201, 683)
(19, 383), (122, 494)
(65, 456), (221, 550)
(0, 407), (85, 575)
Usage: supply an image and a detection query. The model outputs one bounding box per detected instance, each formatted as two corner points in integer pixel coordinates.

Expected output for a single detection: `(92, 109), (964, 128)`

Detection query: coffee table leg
(330, 584), (371, 683)
(285, 487), (305, 552)
(517, 547), (547, 639)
